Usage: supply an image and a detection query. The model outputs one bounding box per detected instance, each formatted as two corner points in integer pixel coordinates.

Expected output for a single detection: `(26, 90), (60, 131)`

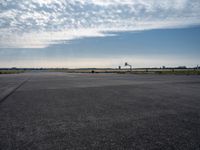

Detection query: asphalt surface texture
(0, 72), (200, 150)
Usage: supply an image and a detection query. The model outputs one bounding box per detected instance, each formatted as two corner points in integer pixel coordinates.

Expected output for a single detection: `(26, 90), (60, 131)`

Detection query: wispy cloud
(0, 0), (200, 48)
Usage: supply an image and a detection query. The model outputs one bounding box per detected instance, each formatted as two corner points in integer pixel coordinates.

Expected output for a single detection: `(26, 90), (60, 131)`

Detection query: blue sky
(0, 0), (200, 68)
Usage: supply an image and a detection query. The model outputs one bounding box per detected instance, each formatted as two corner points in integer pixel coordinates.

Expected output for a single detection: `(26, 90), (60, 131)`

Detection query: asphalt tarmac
(0, 72), (200, 150)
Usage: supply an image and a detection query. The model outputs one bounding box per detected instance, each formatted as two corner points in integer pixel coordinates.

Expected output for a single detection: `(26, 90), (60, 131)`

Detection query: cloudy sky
(0, 0), (200, 68)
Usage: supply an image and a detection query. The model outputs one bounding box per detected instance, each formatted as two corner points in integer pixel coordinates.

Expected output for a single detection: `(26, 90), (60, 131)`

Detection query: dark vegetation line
(0, 70), (25, 74)
(0, 68), (200, 75)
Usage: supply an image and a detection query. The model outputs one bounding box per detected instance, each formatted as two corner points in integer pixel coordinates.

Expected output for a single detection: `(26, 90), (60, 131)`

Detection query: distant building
(177, 66), (187, 69)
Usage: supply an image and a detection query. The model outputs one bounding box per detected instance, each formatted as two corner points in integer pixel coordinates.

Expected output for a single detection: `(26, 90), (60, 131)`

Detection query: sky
(0, 0), (200, 68)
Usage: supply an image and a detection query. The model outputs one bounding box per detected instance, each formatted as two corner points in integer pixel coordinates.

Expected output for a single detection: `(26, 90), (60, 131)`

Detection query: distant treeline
(0, 66), (199, 70)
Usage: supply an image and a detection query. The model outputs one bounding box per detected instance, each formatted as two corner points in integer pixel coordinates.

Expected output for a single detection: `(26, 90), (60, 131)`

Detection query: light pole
(125, 62), (132, 71)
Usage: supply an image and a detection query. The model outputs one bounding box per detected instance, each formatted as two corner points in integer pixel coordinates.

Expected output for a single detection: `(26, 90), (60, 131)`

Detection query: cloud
(0, 0), (200, 48)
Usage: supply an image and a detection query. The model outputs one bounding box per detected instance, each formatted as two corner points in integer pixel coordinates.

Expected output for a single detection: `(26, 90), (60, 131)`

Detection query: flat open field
(0, 72), (200, 150)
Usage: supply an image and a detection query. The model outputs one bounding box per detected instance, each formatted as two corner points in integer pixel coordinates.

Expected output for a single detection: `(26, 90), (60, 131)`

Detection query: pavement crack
(0, 78), (29, 104)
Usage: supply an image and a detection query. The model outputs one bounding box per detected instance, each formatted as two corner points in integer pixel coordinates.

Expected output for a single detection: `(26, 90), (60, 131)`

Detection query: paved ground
(0, 72), (200, 150)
